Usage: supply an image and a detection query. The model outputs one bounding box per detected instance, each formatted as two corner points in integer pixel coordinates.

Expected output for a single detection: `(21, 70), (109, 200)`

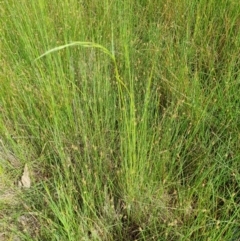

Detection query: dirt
(0, 140), (22, 240)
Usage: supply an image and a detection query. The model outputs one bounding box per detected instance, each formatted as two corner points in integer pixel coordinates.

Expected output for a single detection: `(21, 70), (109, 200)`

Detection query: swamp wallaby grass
(0, 0), (240, 240)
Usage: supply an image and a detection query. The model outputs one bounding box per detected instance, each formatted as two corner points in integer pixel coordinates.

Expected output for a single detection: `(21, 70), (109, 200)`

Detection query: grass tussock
(0, 0), (240, 240)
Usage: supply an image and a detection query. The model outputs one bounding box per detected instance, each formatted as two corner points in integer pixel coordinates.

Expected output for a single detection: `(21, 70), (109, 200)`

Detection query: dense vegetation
(0, 1), (239, 240)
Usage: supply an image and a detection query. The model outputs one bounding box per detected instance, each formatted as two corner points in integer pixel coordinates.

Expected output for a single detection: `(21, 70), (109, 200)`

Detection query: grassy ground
(0, 0), (240, 240)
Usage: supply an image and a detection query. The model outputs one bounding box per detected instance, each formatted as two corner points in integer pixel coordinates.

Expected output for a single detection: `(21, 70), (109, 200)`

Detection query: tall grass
(1, 0), (240, 240)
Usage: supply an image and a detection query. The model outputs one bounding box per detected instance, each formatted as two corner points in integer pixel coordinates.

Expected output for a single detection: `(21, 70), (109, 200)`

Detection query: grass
(0, 0), (240, 240)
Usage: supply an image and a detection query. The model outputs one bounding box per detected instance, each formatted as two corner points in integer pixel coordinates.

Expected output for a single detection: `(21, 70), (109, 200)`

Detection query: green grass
(1, 0), (240, 240)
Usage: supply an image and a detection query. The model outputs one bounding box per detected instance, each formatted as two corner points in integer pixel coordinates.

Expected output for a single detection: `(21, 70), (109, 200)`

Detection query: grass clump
(0, 0), (240, 240)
